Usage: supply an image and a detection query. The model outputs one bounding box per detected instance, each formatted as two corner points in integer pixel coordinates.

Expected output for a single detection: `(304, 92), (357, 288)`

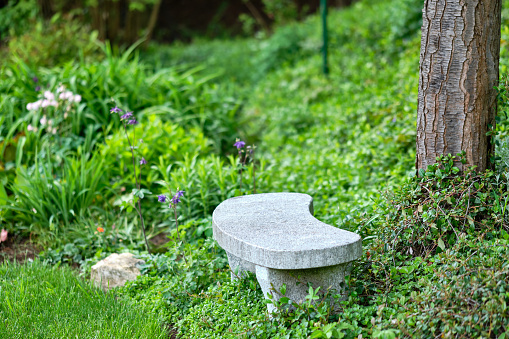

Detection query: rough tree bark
(416, 0), (502, 173)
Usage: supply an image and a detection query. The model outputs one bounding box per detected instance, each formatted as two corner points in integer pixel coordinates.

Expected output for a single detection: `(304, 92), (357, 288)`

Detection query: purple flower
(110, 106), (122, 113)
(234, 139), (246, 150)
(35, 86), (41, 92)
(171, 196), (180, 205)
(128, 119), (138, 125)
(140, 157), (147, 165)
(33, 76), (38, 83)
(392, 117), (397, 123)
(121, 112), (133, 120)
(158, 195), (167, 203)
(171, 190), (185, 206)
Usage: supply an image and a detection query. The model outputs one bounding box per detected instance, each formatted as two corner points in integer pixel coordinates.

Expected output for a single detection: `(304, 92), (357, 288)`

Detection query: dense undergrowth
(1, 0), (509, 337)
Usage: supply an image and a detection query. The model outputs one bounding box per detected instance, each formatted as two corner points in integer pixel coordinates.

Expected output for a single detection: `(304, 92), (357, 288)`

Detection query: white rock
(90, 253), (145, 291)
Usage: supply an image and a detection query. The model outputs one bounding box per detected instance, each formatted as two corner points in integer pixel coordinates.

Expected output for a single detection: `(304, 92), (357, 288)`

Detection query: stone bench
(212, 192), (362, 312)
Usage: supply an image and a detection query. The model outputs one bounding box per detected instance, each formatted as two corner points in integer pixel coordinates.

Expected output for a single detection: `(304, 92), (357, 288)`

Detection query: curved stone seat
(212, 192), (362, 312)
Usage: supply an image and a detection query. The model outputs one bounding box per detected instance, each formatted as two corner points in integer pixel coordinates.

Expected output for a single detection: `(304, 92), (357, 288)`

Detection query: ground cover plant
(1, 0), (509, 338)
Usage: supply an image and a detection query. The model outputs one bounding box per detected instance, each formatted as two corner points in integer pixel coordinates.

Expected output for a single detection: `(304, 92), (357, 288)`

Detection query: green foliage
(3, 150), (108, 244)
(6, 14), (101, 68)
(261, 0), (301, 26)
(0, 49), (242, 154)
(3, 0), (509, 338)
(370, 153), (508, 257)
(0, 260), (168, 338)
(0, 0), (39, 39)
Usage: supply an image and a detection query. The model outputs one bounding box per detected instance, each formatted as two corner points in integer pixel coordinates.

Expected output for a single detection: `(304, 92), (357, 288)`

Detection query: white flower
(73, 94), (81, 103)
(51, 127), (57, 134)
(40, 115), (47, 126)
(64, 112), (68, 119)
(48, 119), (54, 126)
(42, 99), (58, 108)
(56, 85), (65, 93)
(59, 91), (74, 100)
(43, 91), (55, 100)
(27, 100), (42, 110)
(27, 124), (37, 132)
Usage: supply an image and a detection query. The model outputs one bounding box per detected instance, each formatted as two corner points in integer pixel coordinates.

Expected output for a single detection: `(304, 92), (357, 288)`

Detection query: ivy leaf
(437, 238), (445, 251)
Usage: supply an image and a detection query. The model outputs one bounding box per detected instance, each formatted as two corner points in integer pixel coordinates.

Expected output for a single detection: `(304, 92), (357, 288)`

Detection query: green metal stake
(321, 0), (329, 75)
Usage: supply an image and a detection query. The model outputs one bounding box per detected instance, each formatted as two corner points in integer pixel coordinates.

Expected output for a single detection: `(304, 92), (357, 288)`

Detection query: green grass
(0, 260), (168, 339)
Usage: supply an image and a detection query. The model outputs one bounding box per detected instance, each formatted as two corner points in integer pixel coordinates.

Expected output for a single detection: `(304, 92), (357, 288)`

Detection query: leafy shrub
(0, 0), (39, 40)
(370, 153), (508, 257)
(6, 13), (102, 68)
(100, 116), (210, 186)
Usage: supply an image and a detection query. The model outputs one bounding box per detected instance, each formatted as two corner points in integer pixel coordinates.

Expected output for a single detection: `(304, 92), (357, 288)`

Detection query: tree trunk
(416, 0), (502, 173)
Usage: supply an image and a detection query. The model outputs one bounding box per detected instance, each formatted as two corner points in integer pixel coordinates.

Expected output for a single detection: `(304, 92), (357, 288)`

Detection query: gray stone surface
(256, 263), (349, 313)
(90, 253), (145, 291)
(212, 193), (362, 312)
(213, 193), (362, 270)
(226, 251), (256, 280)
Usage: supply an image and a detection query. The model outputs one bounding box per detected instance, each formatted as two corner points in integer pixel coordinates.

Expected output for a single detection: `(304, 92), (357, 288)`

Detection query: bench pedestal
(227, 250), (349, 313)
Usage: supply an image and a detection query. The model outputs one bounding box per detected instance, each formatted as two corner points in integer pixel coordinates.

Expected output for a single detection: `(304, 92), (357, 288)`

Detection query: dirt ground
(0, 234), (41, 264)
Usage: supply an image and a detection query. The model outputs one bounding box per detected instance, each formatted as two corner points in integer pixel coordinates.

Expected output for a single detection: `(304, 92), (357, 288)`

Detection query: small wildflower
(139, 139), (143, 143)
(128, 119), (138, 125)
(40, 115), (47, 126)
(97, 227), (105, 233)
(171, 190), (185, 206)
(0, 229), (7, 243)
(32, 76), (38, 83)
(234, 139), (246, 150)
(43, 91), (55, 100)
(27, 124), (36, 132)
(32, 208), (37, 213)
(171, 196), (181, 206)
(35, 86), (41, 92)
(392, 117), (397, 123)
(140, 157), (147, 165)
(110, 106), (122, 113)
(73, 94), (82, 103)
(158, 195), (167, 203)
(120, 112), (133, 120)
(64, 112), (68, 119)
(41, 99), (58, 108)
(59, 91), (72, 100)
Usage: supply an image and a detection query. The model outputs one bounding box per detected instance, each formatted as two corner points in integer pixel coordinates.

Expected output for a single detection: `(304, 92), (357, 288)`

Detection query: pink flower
(43, 91), (55, 100)
(27, 100), (42, 111)
(0, 229), (7, 243)
(73, 94), (82, 103)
